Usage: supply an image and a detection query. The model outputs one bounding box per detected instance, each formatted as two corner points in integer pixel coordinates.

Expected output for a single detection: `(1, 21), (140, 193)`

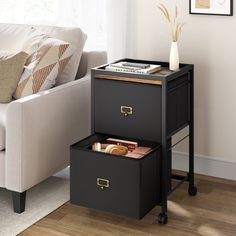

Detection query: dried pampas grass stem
(158, 3), (184, 42)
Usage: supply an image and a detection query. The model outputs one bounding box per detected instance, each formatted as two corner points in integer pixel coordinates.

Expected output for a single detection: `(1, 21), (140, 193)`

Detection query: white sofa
(0, 24), (107, 213)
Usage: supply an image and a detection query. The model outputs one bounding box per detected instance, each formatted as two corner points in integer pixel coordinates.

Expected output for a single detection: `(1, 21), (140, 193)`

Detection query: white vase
(169, 42), (179, 71)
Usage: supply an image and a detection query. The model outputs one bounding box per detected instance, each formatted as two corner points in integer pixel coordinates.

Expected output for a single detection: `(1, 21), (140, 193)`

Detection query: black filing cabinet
(70, 59), (196, 224)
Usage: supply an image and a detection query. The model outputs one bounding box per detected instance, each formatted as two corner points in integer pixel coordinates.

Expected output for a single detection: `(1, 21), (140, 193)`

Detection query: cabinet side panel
(167, 74), (189, 135)
(140, 149), (161, 217)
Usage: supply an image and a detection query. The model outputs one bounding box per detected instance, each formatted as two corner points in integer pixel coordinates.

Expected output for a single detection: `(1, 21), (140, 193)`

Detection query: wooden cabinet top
(92, 58), (194, 85)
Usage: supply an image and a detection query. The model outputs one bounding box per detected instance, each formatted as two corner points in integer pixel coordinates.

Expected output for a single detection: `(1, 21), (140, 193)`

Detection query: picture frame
(189, 0), (233, 16)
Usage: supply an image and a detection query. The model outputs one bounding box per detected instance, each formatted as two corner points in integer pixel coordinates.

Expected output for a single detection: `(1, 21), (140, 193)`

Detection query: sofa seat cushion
(0, 104), (7, 151)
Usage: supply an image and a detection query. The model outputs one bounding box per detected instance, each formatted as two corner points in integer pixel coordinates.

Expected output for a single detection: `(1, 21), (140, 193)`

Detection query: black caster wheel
(188, 186), (197, 196)
(158, 213), (168, 224)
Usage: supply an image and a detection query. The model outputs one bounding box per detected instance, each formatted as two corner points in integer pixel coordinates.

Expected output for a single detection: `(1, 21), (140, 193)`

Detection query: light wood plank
(95, 74), (162, 85)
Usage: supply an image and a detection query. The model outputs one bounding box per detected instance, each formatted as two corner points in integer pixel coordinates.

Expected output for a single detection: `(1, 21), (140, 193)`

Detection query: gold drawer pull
(97, 178), (110, 190)
(121, 106), (133, 117)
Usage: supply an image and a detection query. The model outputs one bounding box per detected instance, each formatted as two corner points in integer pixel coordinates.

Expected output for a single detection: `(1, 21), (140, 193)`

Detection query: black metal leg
(12, 191), (26, 213)
(158, 145), (169, 224)
(158, 80), (168, 224)
(188, 70), (197, 196)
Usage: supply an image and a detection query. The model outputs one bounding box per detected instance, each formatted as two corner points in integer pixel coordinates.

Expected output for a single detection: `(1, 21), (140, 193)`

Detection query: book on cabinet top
(105, 61), (162, 74)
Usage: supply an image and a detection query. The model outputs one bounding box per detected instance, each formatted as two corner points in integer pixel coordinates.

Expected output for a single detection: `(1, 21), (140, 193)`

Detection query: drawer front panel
(71, 150), (140, 218)
(94, 79), (162, 142)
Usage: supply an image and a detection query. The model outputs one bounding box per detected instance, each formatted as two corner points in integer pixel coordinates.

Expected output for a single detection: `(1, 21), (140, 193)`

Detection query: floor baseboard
(172, 151), (236, 181)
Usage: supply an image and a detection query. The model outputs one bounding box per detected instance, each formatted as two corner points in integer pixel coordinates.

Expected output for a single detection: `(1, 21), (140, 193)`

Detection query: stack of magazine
(105, 61), (162, 74)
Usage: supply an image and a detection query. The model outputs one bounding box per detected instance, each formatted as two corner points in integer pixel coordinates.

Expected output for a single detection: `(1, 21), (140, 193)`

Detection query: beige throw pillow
(0, 51), (28, 103)
(14, 37), (76, 99)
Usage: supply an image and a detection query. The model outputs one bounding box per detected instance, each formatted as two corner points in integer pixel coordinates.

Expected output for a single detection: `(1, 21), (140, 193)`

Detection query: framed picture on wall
(189, 0), (233, 16)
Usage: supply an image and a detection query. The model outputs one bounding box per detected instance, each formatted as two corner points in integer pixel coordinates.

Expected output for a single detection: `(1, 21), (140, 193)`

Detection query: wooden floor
(20, 173), (236, 236)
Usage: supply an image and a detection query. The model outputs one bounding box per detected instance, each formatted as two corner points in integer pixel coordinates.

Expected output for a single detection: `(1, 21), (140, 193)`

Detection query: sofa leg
(12, 191), (26, 213)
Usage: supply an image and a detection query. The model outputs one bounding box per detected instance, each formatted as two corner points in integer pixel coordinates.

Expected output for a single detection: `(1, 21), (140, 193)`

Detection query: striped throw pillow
(14, 37), (76, 99)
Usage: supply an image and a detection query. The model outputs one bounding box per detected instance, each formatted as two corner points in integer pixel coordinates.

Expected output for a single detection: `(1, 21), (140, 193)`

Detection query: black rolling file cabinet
(70, 58), (197, 224)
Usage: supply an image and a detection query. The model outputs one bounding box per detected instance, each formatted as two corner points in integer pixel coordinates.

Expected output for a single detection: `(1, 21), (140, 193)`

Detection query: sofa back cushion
(14, 37), (76, 99)
(0, 51), (28, 103)
(0, 24), (32, 53)
(0, 23), (87, 85)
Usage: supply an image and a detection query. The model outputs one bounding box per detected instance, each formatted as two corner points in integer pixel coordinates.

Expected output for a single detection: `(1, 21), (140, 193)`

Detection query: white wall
(128, 0), (236, 176)
(106, 0), (129, 61)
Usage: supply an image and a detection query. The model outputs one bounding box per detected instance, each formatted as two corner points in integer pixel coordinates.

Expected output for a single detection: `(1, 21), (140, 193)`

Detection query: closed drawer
(70, 133), (161, 219)
(93, 78), (162, 142)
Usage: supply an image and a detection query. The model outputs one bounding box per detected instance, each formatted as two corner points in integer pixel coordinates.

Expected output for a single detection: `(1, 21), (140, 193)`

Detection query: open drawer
(70, 133), (162, 219)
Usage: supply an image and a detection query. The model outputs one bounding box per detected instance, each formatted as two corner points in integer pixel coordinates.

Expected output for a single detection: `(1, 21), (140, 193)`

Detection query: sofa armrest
(5, 52), (107, 192)
(5, 51), (107, 192)
(5, 77), (90, 192)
